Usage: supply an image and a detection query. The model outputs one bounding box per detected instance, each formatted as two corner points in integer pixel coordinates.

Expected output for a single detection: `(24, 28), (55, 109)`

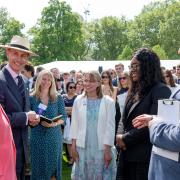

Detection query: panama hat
(0, 35), (37, 56)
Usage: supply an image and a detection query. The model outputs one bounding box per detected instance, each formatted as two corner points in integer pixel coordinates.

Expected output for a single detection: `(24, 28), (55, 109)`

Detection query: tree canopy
(0, 0), (179, 64)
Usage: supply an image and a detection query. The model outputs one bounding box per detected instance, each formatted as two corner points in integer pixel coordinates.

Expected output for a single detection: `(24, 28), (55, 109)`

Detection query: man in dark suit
(0, 35), (40, 180)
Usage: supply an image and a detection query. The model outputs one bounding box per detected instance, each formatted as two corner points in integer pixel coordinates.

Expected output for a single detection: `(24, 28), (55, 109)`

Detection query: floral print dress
(72, 98), (117, 180)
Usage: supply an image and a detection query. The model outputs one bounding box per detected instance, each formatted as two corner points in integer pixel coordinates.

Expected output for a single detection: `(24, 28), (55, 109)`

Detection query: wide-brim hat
(0, 35), (37, 56)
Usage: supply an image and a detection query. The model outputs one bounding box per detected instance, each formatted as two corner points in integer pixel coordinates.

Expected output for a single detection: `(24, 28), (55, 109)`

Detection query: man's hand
(27, 111), (40, 126)
(132, 114), (153, 129)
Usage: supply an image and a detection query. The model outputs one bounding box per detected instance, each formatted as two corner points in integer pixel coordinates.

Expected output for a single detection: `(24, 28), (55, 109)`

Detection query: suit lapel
(3, 68), (24, 107)
(123, 95), (146, 127)
(126, 100), (140, 119)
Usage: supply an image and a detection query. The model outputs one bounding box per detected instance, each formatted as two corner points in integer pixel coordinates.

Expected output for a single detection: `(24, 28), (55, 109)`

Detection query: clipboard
(152, 99), (180, 161)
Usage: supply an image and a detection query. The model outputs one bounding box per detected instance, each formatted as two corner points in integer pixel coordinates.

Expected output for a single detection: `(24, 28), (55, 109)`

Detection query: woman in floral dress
(70, 70), (117, 180)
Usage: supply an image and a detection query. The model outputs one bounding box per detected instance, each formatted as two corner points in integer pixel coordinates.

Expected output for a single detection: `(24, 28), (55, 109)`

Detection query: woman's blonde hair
(31, 69), (58, 101)
(84, 70), (103, 98)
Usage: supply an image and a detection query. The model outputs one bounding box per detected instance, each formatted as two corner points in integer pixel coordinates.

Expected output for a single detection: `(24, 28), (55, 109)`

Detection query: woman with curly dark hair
(116, 48), (171, 180)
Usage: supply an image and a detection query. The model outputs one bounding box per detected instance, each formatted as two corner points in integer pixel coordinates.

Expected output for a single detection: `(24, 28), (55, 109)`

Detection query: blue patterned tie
(17, 75), (25, 99)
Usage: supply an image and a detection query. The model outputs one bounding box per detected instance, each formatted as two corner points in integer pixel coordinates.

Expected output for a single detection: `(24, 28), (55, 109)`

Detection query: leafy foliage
(152, 45), (168, 59)
(29, 0), (86, 64)
(0, 8), (24, 62)
(118, 45), (133, 60)
(0, 0), (180, 64)
(159, 1), (180, 59)
(90, 16), (128, 60)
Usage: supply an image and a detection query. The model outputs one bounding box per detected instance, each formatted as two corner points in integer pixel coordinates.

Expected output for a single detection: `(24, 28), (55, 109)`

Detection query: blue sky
(0, 0), (156, 30)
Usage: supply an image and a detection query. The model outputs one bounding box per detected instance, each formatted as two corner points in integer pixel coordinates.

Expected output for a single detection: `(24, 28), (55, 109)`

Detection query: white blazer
(69, 94), (115, 150)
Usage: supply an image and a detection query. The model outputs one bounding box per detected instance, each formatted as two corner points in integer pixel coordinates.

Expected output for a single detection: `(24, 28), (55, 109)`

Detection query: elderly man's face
(6, 48), (29, 73)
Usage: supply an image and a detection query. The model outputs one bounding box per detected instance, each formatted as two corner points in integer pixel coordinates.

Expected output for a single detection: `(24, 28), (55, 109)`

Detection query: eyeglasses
(69, 86), (76, 89)
(129, 64), (140, 70)
(84, 79), (98, 83)
(102, 76), (109, 79)
(119, 77), (127, 81)
(56, 79), (61, 82)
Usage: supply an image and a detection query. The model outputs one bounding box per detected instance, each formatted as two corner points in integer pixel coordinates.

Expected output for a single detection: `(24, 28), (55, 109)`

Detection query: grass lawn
(62, 152), (72, 180)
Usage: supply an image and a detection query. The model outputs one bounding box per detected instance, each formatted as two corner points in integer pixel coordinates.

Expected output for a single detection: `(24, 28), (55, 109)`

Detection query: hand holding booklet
(40, 115), (63, 124)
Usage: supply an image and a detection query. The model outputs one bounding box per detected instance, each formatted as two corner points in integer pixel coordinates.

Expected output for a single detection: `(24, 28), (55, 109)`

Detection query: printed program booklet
(40, 115), (63, 124)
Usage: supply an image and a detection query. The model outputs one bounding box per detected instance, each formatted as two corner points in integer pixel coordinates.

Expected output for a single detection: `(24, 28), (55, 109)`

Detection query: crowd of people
(0, 35), (180, 180)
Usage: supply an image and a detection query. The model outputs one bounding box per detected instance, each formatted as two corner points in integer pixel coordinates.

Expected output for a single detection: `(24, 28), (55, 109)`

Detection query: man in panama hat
(0, 35), (39, 180)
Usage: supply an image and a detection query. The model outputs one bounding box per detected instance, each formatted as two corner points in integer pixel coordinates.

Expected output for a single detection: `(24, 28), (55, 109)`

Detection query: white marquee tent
(37, 60), (180, 73)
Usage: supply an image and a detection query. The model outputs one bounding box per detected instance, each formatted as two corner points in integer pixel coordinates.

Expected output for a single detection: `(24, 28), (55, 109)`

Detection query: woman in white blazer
(70, 70), (117, 180)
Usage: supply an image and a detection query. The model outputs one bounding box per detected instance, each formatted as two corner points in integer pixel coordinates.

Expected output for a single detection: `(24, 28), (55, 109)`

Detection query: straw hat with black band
(0, 35), (37, 56)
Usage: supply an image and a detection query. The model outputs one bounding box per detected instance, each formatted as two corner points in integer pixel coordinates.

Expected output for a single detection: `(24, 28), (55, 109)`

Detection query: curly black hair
(129, 48), (165, 100)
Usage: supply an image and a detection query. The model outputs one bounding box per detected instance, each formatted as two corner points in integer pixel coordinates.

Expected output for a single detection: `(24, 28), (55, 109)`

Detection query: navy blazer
(149, 121), (180, 180)
(112, 77), (118, 87)
(0, 68), (30, 171)
(121, 82), (171, 162)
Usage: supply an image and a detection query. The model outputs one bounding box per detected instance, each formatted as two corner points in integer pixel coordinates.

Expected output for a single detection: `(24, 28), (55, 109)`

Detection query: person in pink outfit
(0, 105), (17, 180)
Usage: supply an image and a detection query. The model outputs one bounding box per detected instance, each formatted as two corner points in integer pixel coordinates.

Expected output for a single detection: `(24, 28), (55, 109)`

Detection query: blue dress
(72, 99), (117, 180)
(30, 95), (67, 180)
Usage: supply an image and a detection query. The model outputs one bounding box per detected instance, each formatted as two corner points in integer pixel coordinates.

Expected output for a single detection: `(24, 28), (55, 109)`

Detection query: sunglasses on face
(102, 76), (109, 79)
(56, 79), (61, 82)
(119, 77), (127, 81)
(69, 86), (76, 89)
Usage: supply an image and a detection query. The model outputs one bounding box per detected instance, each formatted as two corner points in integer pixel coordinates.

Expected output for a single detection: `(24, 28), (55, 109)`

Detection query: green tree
(127, 2), (165, 50)
(91, 16), (128, 60)
(118, 45), (133, 60)
(0, 7), (24, 62)
(159, 1), (180, 59)
(29, 0), (86, 64)
(152, 45), (168, 59)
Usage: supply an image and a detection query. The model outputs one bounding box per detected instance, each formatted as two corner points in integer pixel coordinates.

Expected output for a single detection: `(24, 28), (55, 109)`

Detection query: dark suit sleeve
(0, 81), (27, 128)
(150, 84), (171, 114)
(122, 84), (171, 148)
(7, 113), (27, 128)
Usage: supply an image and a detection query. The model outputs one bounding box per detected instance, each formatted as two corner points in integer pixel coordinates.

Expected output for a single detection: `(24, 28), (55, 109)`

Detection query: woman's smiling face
(129, 57), (141, 82)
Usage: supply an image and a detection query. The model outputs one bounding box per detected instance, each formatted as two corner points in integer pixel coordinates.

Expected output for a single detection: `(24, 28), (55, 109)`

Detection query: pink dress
(0, 105), (16, 180)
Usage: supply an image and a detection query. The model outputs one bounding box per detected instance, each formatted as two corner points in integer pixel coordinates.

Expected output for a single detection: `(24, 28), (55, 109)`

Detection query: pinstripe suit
(0, 67), (30, 179)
